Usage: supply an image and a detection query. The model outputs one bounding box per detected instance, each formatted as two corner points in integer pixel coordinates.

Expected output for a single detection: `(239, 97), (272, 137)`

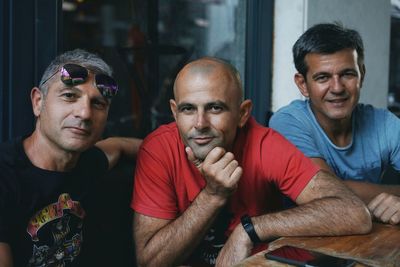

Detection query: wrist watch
(241, 214), (261, 243)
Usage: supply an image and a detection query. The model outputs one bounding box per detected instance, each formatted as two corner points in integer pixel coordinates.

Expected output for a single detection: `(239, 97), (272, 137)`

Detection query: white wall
(272, 0), (391, 111)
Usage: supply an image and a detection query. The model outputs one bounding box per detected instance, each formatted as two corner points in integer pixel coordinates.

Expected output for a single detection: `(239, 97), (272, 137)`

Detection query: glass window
(62, 0), (246, 138)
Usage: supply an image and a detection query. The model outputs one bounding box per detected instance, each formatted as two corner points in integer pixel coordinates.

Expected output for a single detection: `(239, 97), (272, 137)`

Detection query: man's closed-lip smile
(67, 127), (90, 136)
(192, 136), (213, 145)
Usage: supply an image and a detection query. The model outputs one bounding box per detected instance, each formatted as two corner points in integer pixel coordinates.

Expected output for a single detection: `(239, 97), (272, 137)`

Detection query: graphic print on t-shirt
(195, 207), (233, 266)
(26, 193), (86, 267)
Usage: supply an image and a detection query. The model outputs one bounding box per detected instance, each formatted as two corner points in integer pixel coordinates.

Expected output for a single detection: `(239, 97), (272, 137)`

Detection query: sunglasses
(40, 63), (118, 98)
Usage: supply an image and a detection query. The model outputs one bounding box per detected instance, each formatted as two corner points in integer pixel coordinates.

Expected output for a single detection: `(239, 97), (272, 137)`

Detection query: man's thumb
(185, 146), (202, 168)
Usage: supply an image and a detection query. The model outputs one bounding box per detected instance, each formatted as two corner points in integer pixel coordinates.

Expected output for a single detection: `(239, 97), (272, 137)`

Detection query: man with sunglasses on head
(131, 57), (371, 267)
(270, 23), (400, 225)
(0, 49), (142, 267)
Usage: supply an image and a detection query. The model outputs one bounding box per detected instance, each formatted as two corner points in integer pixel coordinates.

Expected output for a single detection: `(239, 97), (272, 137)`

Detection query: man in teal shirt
(270, 23), (400, 225)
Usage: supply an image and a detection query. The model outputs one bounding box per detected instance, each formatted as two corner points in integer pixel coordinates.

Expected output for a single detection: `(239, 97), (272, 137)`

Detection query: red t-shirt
(131, 117), (319, 265)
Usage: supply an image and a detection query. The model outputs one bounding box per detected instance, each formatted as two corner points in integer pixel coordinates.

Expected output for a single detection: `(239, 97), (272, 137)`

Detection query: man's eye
(315, 76), (329, 83)
(93, 100), (108, 110)
(210, 105), (223, 113)
(342, 71), (357, 78)
(62, 92), (77, 99)
(180, 106), (194, 113)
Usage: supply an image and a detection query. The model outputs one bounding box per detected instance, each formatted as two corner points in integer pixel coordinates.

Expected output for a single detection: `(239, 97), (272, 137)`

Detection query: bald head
(173, 57), (244, 104)
(170, 57), (252, 160)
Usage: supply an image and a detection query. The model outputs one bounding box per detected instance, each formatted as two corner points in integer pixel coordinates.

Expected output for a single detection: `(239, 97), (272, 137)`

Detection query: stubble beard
(188, 137), (224, 161)
(190, 145), (213, 161)
(183, 127), (223, 160)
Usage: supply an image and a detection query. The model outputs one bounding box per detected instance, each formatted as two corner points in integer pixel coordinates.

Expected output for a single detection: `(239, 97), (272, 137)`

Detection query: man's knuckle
(225, 152), (234, 159)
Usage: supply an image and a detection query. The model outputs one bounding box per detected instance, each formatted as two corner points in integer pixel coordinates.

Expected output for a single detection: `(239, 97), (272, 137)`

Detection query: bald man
(130, 57), (371, 267)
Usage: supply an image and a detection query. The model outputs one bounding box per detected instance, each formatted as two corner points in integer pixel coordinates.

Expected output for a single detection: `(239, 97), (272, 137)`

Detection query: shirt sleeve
(270, 110), (323, 159)
(131, 139), (179, 220)
(261, 129), (320, 201)
(384, 110), (400, 172)
(0, 140), (21, 243)
(78, 146), (109, 175)
(0, 172), (14, 243)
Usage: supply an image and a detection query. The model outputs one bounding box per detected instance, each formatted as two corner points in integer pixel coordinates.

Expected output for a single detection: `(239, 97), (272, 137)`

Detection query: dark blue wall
(0, 0), (62, 142)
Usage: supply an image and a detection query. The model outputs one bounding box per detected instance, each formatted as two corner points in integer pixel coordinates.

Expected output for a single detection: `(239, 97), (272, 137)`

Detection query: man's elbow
(136, 257), (147, 267)
(135, 253), (152, 267)
(135, 249), (165, 267)
(350, 202), (372, 235)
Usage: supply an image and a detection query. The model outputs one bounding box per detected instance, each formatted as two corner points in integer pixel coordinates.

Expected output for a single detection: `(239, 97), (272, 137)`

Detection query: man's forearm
(96, 137), (142, 169)
(253, 196), (371, 242)
(344, 181), (400, 204)
(310, 157), (400, 204)
(253, 171), (372, 241)
(0, 243), (13, 267)
(116, 137), (142, 159)
(135, 190), (226, 267)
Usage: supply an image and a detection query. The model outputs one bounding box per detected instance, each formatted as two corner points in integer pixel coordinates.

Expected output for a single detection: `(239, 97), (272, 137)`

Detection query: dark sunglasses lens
(61, 64), (88, 86)
(95, 74), (118, 98)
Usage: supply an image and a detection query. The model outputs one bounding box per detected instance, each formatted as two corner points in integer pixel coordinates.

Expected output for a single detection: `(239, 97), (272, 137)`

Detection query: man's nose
(195, 110), (209, 130)
(74, 97), (92, 119)
(330, 75), (345, 93)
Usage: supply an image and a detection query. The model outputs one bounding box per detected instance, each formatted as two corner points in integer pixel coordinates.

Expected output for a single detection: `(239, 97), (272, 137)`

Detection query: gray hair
(38, 49), (113, 95)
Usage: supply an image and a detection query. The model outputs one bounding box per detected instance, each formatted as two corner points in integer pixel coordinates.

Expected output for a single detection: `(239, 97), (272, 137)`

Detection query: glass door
(62, 0), (247, 138)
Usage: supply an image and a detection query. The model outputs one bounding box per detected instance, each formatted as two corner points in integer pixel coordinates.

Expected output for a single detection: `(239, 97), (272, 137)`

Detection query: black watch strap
(241, 215), (261, 243)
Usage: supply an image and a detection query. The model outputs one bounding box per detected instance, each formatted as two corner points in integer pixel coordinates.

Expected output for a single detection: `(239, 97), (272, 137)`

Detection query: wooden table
(235, 223), (400, 267)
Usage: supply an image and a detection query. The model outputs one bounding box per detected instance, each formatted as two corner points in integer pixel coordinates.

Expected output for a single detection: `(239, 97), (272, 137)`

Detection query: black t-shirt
(0, 137), (108, 266)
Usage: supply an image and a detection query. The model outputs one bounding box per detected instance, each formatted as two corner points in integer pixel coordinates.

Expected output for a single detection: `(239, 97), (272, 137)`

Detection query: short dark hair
(293, 23), (364, 77)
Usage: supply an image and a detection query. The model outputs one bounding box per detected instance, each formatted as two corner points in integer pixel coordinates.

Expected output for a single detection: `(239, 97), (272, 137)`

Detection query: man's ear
(31, 87), (43, 117)
(238, 99), (252, 128)
(294, 73), (309, 98)
(359, 63), (366, 88)
(169, 99), (178, 121)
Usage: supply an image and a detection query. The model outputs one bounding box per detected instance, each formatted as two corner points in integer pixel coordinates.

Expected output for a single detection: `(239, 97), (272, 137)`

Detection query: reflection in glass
(63, 0), (246, 138)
